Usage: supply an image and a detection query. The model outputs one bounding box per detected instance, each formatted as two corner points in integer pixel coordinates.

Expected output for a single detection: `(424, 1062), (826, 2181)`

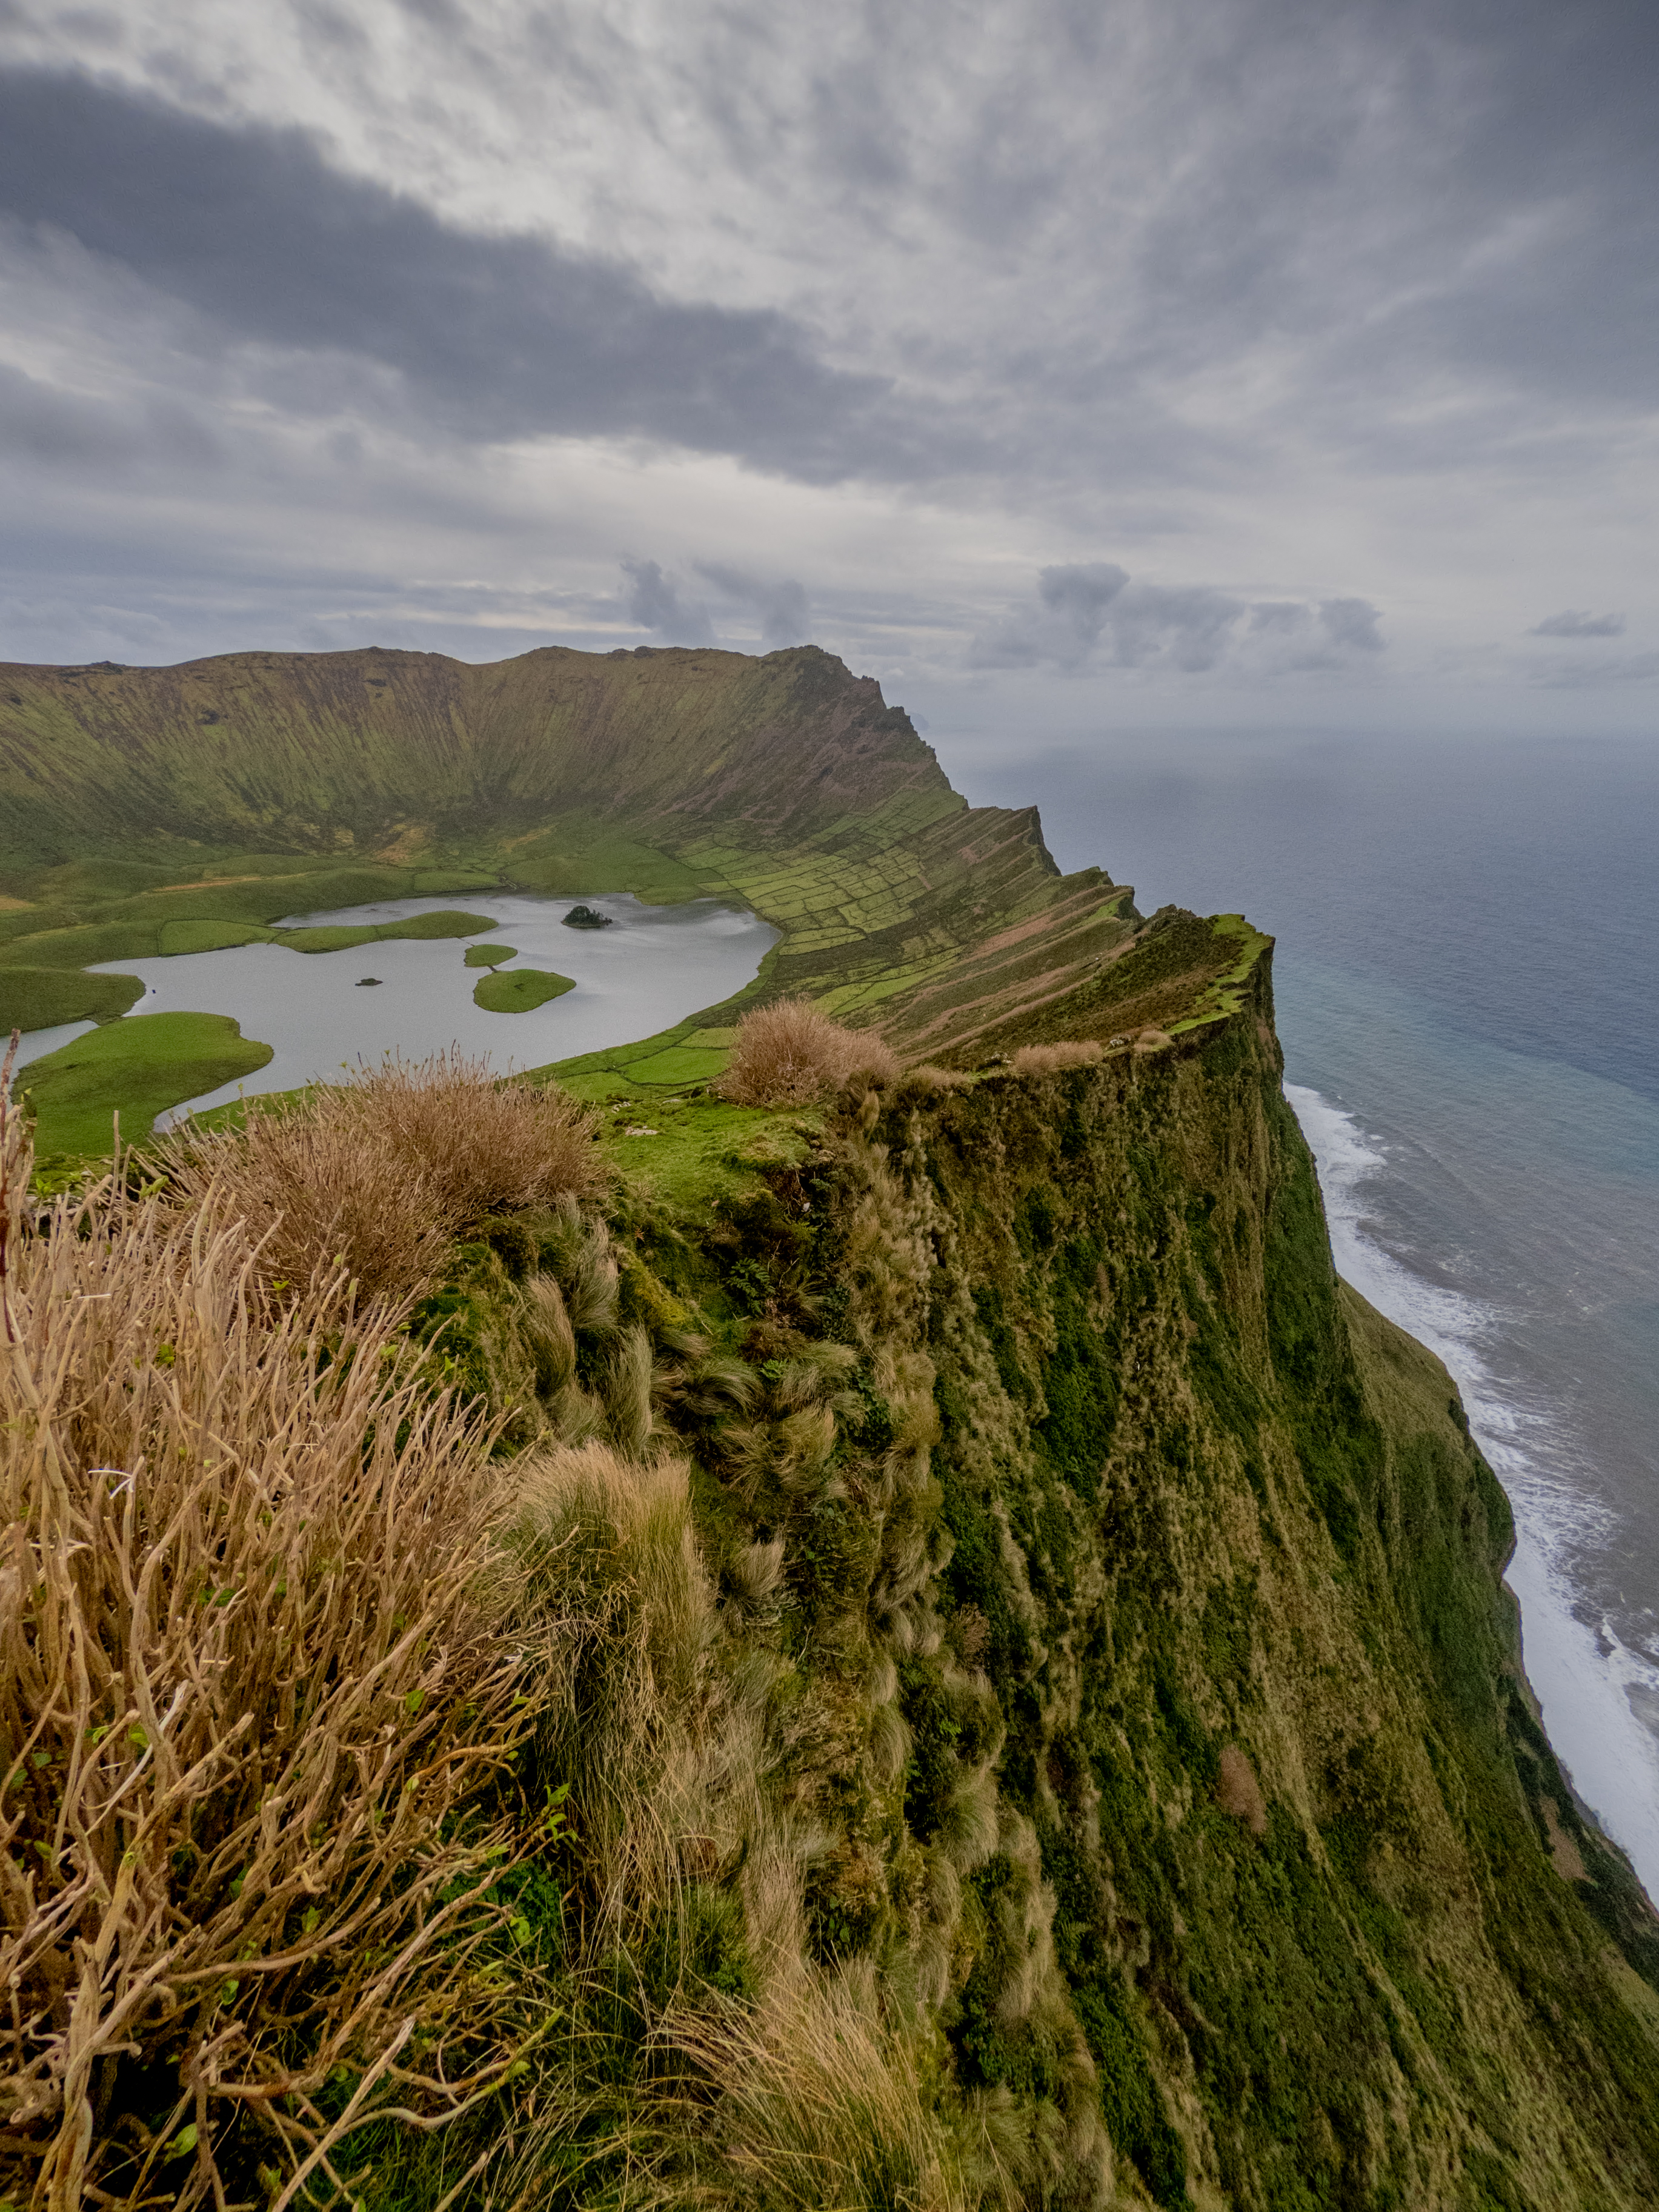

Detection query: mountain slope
(0, 644), (1152, 1096)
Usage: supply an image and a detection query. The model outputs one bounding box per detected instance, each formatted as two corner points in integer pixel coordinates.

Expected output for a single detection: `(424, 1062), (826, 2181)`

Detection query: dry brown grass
(657, 1959), (975, 2212)
(162, 1049), (602, 1300)
(1216, 1745), (1268, 1836)
(1010, 1040), (1103, 1074)
(0, 1079), (542, 2210)
(714, 1000), (899, 1108)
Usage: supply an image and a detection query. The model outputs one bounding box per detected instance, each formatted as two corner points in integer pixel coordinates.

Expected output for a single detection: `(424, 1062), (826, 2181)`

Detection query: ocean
(945, 725), (1659, 1898)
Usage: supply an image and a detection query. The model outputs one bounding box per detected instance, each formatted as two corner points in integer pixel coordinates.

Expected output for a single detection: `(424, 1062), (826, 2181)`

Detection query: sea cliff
(2, 643), (1656, 2208)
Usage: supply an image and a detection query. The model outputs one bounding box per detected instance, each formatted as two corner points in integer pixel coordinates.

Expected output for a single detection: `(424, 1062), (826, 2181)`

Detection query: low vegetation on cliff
(3, 644), (1657, 2209)
(5, 978), (1658, 2210)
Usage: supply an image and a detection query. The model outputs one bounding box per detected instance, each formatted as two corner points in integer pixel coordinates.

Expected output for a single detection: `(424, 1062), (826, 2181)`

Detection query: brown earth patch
(1543, 1799), (1588, 1882)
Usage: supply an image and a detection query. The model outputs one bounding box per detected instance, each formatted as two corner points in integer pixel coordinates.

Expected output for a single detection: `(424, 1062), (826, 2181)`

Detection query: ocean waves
(1288, 1077), (1659, 1898)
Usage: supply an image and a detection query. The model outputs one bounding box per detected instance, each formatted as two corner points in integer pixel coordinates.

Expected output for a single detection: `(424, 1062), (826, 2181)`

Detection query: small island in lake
(562, 904), (613, 929)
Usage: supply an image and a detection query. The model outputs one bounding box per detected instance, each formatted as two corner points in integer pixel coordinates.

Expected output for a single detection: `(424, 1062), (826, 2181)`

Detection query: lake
(47, 891), (776, 1116)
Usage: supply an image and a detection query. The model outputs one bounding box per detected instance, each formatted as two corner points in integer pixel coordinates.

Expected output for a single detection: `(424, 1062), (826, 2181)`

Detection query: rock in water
(356, 976), (382, 986)
(562, 904), (613, 929)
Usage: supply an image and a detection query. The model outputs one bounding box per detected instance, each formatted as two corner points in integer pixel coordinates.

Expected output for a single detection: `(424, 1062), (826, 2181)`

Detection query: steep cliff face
(4, 640), (1656, 2207)
(605, 949), (1659, 2210)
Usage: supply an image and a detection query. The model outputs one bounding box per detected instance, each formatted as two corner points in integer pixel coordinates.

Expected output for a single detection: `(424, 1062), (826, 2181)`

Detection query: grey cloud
(1320, 599), (1386, 653)
(697, 562), (811, 649)
(0, 359), (221, 470)
(975, 564), (1386, 676)
(1535, 652), (1659, 688)
(1037, 563), (1129, 646)
(621, 559), (714, 646)
(0, 68), (904, 479)
(1529, 609), (1626, 638)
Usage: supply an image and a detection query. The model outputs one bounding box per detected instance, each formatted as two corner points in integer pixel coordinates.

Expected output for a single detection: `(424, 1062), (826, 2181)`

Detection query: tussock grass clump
(660, 1958), (976, 2212)
(0, 1082), (540, 2210)
(715, 998), (899, 1108)
(164, 1048), (602, 1298)
(507, 1443), (730, 1932)
(1011, 1039), (1103, 1074)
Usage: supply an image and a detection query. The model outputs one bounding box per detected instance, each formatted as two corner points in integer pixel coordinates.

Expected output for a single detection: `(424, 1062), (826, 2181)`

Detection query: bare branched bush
(165, 1095), (451, 1301)
(164, 1051), (602, 1299)
(0, 1091), (541, 2211)
(1011, 1040), (1103, 1074)
(714, 999), (900, 1108)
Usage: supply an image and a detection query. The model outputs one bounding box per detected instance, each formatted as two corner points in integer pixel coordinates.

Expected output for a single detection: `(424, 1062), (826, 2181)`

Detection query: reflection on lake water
(86, 892), (777, 1120)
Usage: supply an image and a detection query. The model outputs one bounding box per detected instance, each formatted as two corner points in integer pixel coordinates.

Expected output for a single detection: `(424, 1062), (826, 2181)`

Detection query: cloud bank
(974, 565), (1385, 677)
(1529, 610), (1626, 639)
(0, 0), (1652, 709)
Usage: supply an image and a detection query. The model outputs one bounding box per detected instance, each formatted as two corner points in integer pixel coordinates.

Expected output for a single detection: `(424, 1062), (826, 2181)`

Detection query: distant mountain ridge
(0, 643), (953, 859)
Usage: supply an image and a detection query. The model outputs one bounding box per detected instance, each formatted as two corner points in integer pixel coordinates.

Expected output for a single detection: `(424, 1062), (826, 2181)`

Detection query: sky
(1, 0), (1656, 739)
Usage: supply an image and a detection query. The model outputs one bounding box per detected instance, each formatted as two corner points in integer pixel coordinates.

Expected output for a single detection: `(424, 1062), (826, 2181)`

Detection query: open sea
(945, 725), (1659, 1899)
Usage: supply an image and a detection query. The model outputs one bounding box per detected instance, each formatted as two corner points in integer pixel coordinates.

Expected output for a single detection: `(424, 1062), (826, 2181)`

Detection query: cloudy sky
(1, 0), (1655, 734)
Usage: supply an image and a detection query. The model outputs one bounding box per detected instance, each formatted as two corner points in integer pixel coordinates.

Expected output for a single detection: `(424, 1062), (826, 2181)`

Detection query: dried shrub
(163, 1049), (602, 1300)
(1011, 1040), (1103, 1074)
(328, 1048), (604, 1222)
(167, 1094), (451, 1301)
(1217, 1744), (1268, 1836)
(0, 1088), (541, 2211)
(714, 998), (900, 1108)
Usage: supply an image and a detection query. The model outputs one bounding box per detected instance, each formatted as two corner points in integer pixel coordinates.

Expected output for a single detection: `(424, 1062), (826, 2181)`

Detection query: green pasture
(19, 1012), (273, 1157)
(0, 966), (143, 1034)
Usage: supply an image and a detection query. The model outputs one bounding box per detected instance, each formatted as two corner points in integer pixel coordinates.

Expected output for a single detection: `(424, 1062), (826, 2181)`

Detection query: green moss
(473, 966), (576, 1012)
(15, 1011), (272, 1153)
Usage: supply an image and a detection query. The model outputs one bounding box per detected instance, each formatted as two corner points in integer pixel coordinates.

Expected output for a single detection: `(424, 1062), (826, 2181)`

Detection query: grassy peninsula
(2, 643), (1656, 2211)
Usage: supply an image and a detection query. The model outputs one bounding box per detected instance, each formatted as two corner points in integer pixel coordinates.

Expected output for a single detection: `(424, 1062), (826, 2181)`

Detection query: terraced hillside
(0, 643), (1253, 1132)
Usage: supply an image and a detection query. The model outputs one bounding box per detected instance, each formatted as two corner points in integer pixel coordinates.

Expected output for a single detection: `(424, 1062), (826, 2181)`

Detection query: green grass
(156, 920), (272, 955)
(267, 925), (382, 953)
(472, 967), (575, 1013)
(0, 966), (144, 1033)
(16, 1012), (273, 1155)
(620, 1045), (731, 1085)
(366, 909), (497, 942)
(465, 942), (516, 968)
(273, 909), (497, 955)
(0, 922), (164, 971)
(563, 1075), (820, 1212)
